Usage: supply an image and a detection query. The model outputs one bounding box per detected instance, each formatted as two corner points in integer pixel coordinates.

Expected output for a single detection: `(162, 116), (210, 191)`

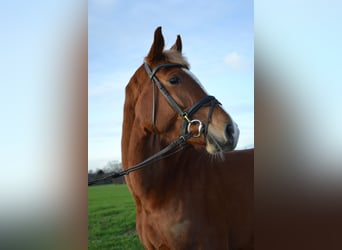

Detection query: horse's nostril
(225, 124), (234, 145)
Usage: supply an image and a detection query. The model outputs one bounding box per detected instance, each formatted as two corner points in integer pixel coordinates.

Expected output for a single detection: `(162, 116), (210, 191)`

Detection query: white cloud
(224, 52), (252, 71)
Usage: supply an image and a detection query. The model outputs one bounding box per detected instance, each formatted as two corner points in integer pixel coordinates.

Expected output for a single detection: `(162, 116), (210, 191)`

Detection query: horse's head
(127, 27), (239, 154)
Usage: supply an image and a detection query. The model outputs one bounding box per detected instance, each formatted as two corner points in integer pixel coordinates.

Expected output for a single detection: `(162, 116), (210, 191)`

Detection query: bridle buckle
(182, 112), (191, 123)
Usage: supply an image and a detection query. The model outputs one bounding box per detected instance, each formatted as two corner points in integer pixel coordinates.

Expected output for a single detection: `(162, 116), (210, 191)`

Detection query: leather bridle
(88, 62), (220, 185)
(144, 62), (220, 138)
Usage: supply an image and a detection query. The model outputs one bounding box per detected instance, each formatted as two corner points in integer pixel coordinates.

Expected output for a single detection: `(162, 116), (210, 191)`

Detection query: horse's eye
(168, 76), (180, 85)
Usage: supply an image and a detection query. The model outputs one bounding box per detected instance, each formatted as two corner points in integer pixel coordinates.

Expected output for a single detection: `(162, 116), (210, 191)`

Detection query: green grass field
(88, 184), (144, 250)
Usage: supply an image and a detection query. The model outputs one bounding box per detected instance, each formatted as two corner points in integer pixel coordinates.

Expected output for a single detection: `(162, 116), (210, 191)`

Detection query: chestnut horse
(121, 27), (253, 250)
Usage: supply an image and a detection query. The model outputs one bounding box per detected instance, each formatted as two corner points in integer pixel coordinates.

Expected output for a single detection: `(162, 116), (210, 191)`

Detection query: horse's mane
(121, 72), (141, 169)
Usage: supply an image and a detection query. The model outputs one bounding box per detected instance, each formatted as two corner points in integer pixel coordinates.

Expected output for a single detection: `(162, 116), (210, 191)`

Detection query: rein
(88, 133), (192, 186)
(88, 62), (220, 186)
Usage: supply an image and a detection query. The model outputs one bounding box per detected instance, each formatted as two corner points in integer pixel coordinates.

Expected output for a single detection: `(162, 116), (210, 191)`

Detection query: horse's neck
(126, 131), (184, 175)
(124, 131), (198, 199)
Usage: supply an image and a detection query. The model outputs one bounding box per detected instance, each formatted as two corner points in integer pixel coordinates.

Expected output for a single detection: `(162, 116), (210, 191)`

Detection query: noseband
(144, 62), (220, 138)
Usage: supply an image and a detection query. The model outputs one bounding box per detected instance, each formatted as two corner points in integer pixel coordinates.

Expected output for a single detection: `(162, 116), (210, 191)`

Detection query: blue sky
(88, 0), (254, 171)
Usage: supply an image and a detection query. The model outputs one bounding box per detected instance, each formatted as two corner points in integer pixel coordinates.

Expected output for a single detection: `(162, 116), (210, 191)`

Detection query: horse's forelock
(163, 50), (190, 69)
(145, 50), (190, 69)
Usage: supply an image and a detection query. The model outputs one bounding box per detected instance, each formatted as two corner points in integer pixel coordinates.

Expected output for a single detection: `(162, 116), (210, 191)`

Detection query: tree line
(88, 160), (125, 185)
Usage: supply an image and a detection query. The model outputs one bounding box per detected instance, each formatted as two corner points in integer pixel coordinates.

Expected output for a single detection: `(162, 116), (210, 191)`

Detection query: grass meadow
(88, 184), (144, 250)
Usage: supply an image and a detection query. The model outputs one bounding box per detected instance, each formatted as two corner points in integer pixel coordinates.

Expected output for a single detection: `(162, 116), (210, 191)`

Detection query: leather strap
(88, 133), (193, 185)
(180, 95), (220, 136)
(144, 62), (189, 121)
(144, 62), (220, 137)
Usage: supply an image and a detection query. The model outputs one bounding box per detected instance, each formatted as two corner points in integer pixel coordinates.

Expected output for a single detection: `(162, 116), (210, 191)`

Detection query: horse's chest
(139, 207), (193, 247)
(169, 219), (191, 238)
(152, 210), (191, 237)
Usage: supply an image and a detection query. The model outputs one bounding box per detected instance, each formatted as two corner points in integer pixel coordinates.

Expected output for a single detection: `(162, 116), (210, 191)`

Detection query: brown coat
(121, 27), (253, 250)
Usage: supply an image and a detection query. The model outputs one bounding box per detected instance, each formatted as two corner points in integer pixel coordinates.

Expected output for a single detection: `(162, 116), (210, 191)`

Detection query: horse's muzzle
(205, 121), (240, 154)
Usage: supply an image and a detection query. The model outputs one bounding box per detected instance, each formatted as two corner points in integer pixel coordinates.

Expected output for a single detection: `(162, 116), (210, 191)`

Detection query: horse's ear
(170, 35), (182, 53)
(146, 26), (165, 61)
